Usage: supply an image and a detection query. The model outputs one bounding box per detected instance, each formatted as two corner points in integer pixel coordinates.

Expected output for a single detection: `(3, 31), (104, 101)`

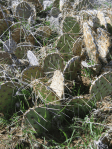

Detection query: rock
(43, 0), (53, 10)
(50, 70), (64, 98)
(97, 10), (107, 29)
(96, 27), (112, 64)
(83, 22), (100, 64)
(27, 50), (39, 66)
(59, 0), (66, 12)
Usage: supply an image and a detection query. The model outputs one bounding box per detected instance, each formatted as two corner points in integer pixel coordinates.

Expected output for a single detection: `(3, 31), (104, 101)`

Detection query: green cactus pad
(23, 104), (64, 135)
(11, 28), (25, 44)
(63, 56), (81, 81)
(42, 53), (65, 78)
(22, 66), (44, 82)
(23, 107), (51, 134)
(56, 33), (78, 61)
(72, 38), (83, 56)
(15, 1), (33, 20)
(89, 71), (112, 101)
(0, 19), (12, 36)
(64, 94), (91, 115)
(62, 16), (80, 33)
(14, 42), (34, 59)
(32, 79), (61, 105)
(0, 51), (13, 64)
(75, 0), (91, 11)
(0, 81), (20, 114)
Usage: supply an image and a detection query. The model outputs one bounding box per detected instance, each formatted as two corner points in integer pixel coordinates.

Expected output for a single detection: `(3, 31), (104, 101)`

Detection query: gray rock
(27, 50), (39, 66)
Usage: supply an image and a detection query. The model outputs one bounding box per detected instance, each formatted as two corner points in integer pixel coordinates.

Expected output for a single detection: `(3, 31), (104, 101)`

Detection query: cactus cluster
(0, 0), (112, 142)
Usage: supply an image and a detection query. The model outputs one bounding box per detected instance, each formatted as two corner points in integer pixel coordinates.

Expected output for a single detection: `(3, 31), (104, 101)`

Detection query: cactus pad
(15, 1), (33, 20)
(23, 104), (64, 135)
(14, 42), (34, 59)
(0, 19), (12, 36)
(72, 38), (83, 56)
(56, 33), (78, 61)
(50, 7), (60, 17)
(22, 66), (44, 82)
(75, 0), (91, 11)
(89, 71), (112, 101)
(11, 28), (25, 44)
(31, 79), (61, 105)
(43, 53), (65, 78)
(0, 81), (20, 114)
(63, 56), (81, 81)
(65, 94), (91, 115)
(0, 51), (13, 64)
(62, 16), (80, 33)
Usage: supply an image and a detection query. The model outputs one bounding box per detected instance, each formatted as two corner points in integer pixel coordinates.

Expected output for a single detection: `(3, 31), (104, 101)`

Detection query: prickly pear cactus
(14, 1), (34, 20)
(23, 106), (52, 134)
(56, 33), (79, 61)
(50, 7), (60, 17)
(23, 0), (43, 12)
(3, 39), (17, 53)
(72, 37), (83, 56)
(0, 19), (12, 36)
(62, 16), (81, 33)
(89, 71), (112, 101)
(74, 0), (91, 11)
(35, 26), (52, 38)
(0, 81), (20, 114)
(42, 53), (65, 78)
(14, 42), (34, 59)
(11, 28), (25, 44)
(64, 94), (91, 116)
(0, 51), (13, 64)
(22, 66), (44, 82)
(23, 104), (64, 135)
(63, 56), (81, 81)
(101, 64), (112, 73)
(31, 79), (61, 105)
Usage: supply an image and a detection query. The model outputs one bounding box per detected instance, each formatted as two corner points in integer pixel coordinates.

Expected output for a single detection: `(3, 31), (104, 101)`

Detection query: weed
(45, 20), (50, 26)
